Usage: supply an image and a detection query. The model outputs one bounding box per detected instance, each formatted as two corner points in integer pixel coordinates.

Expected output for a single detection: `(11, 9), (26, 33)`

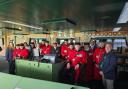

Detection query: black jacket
(51, 47), (60, 55)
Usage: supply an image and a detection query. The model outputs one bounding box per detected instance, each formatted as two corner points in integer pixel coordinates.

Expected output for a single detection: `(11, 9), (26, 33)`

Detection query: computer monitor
(42, 54), (61, 64)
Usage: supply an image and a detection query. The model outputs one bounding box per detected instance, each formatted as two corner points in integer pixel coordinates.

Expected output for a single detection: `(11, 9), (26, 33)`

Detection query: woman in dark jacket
(5, 42), (15, 74)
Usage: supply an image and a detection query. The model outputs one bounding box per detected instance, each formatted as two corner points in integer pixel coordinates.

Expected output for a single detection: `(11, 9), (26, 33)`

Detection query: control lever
(38, 61), (40, 67)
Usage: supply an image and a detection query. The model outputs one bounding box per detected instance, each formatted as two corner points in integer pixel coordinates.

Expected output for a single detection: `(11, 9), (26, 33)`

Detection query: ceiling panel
(0, 0), (127, 34)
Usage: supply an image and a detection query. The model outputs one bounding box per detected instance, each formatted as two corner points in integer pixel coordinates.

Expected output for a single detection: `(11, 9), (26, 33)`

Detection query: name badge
(72, 58), (75, 61)
(64, 50), (67, 53)
(96, 55), (99, 59)
(77, 54), (82, 57)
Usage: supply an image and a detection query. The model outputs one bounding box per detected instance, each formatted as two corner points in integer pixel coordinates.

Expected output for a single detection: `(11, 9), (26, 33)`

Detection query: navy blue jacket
(5, 47), (13, 60)
(100, 51), (117, 80)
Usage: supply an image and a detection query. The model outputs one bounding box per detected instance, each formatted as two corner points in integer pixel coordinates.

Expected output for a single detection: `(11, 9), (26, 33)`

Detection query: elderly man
(100, 43), (117, 89)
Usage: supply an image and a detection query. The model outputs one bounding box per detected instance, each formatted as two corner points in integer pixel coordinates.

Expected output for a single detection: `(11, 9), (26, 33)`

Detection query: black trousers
(8, 60), (15, 74)
(59, 66), (75, 84)
(91, 80), (105, 89)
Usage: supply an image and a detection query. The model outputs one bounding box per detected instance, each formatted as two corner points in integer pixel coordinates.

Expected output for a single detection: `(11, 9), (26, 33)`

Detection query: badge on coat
(96, 55), (99, 59)
(76, 54), (83, 57)
(72, 58), (75, 61)
(64, 50), (67, 53)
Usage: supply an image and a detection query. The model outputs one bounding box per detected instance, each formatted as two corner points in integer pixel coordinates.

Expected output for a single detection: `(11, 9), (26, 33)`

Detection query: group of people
(5, 39), (117, 89)
(61, 40), (117, 89)
(6, 40), (59, 61)
(5, 40), (60, 74)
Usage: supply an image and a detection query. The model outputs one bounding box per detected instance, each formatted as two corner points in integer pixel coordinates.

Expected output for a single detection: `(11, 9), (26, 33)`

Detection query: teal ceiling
(0, 0), (127, 31)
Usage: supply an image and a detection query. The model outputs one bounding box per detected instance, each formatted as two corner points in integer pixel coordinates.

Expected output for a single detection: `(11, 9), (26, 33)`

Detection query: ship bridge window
(107, 39), (112, 42)
(113, 39), (127, 50)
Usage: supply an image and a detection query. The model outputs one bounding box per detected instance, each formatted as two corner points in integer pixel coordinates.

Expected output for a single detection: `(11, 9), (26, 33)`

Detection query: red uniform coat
(41, 45), (52, 55)
(93, 47), (105, 80)
(67, 49), (76, 62)
(69, 50), (87, 67)
(13, 48), (20, 59)
(69, 50), (87, 82)
(39, 44), (45, 49)
(88, 46), (96, 60)
(85, 47), (96, 81)
(19, 48), (29, 59)
(61, 44), (69, 59)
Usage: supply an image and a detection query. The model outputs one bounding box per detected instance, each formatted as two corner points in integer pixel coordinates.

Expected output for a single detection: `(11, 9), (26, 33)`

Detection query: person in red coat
(66, 42), (87, 83)
(41, 41), (52, 55)
(39, 40), (46, 49)
(13, 44), (20, 59)
(61, 40), (69, 60)
(19, 43), (29, 59)
(93, 40), (106, 89)
(84, 43), (93, 81)
(83, 42), (96, 88)
(67, 43), (75, 62)
(62, 43), (75, 83)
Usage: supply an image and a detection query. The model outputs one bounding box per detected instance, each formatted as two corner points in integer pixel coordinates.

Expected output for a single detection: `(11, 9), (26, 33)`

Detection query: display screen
(42, 54), (56, 63)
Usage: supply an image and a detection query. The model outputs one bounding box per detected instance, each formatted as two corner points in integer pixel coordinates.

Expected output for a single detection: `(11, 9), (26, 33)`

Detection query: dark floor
(0, 56), (8, 73)
(115, 71), (128, 89)
(0, 57), (128, 89)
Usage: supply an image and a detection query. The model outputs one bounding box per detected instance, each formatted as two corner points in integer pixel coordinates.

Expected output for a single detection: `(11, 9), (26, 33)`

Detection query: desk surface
(0, 73), (89, 89)
(17, 78), (88, 89)
(0, 73), (22, 89)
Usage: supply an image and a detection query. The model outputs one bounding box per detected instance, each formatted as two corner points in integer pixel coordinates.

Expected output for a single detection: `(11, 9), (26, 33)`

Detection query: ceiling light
(2, 21), (43, 30)
(113, 2), (128, 31)
(117, 2), (128, 23)
(113, 27), (121, 32)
